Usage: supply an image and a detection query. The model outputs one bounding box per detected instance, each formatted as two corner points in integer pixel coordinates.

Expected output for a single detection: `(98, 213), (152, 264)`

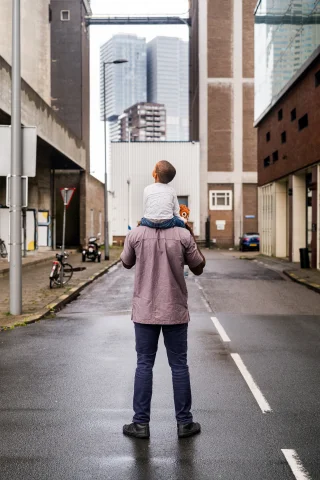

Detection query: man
(120, 221), (205, 440)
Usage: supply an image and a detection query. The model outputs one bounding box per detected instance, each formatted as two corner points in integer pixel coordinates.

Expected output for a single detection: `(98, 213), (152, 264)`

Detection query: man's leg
(133, 323), (161, 424)
(163, 323), (201, 438)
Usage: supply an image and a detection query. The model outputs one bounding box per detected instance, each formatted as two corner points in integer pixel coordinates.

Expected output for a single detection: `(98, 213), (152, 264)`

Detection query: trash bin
(299, 248), (310, 269)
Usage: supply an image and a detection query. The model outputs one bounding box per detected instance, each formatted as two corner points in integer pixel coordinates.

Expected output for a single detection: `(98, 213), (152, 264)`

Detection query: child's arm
(173, 193), (182, 218)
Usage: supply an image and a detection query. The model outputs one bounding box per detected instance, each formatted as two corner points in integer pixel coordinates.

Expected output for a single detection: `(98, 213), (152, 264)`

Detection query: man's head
(152, 161), (176, 184)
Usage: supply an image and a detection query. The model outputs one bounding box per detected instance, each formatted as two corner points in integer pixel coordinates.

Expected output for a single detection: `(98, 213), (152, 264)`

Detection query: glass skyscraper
(100, 34), (147, 141)
(147, 37), (189, 141)
(255, 0), (320, 120)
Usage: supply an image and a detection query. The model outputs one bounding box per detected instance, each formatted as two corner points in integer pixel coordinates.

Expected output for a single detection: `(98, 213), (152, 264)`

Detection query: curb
(0, 258), (121, 331)
(283, 270), (320, 294)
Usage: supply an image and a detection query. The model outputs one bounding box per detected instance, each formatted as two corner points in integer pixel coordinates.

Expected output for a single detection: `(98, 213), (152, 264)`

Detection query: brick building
(119, 102), (166, 142)
(255, 1), (320, 267)
(189, 0), (258, 246)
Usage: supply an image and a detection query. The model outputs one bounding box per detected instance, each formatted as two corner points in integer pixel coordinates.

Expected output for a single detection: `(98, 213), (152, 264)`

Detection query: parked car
(239, 233), (260, 252)
(82, 234), (102, 262)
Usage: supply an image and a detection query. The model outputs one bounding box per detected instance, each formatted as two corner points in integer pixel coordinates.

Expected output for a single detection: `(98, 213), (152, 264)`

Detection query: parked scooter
(82, 234), (102, 262)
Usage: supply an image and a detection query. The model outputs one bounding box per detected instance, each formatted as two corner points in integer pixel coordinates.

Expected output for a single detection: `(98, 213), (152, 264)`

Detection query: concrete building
(119, 102), (166, 142)
(147, 37), (189, 141)
(255, 0), (320, 267)
(109, 142), (200, 242)
(0, 0), (103, 252)
(189, 0), (258, 246)
(100, 34), (147, 141)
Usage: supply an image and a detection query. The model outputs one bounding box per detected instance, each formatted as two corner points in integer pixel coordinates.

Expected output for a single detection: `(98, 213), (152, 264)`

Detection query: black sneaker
(177, 422), (201, 438)
(123, 422), (150, 439)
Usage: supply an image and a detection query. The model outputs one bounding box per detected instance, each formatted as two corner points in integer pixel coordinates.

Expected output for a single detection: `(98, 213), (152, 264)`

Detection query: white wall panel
(110, 142), (200, 237)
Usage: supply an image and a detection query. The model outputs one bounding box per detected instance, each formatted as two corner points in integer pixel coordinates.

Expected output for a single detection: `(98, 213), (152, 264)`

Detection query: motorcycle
(82, 234), (102, 262)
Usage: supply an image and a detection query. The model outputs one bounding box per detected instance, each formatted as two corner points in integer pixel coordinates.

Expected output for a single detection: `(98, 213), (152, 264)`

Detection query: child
(140, 160), (186, 229)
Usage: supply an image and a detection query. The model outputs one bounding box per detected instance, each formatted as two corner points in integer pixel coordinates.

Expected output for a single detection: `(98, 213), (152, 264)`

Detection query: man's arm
(120, 232), (136, 269)
(184, 229), (206, 276)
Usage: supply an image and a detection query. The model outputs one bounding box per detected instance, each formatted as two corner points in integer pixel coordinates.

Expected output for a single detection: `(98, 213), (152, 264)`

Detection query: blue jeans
(133, 323), (193, 425)
(140, 216), (186, 229)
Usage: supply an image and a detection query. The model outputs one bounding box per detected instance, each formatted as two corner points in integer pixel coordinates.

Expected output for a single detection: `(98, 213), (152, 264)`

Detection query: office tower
(147, 37), (189, 141)
(119, 102), (166, 142)
(100, 34), (147, 141)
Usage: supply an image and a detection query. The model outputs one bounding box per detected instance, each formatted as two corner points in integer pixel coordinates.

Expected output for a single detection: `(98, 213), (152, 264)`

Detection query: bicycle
(0, 238), (8, 258)
(49, 252), (73, 289)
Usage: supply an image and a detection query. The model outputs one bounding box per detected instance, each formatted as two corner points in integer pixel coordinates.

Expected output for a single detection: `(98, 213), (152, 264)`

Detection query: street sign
(0, 126), (37, 177)
(245, 215), (255, 219)
(60, 188), (76, 207)
(6, 175), (28, 208)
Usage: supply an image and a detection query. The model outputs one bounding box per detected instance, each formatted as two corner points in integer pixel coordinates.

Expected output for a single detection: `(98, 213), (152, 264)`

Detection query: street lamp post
(10, 0), (22, 315)
(102, 59), (127, 260)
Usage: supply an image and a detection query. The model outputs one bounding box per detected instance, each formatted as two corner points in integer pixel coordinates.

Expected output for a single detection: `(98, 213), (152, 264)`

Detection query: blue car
(239, 233), (260, 252)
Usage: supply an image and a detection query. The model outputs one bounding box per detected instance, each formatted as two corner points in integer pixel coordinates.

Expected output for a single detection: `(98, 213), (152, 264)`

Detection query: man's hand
(122, 260), (135, 270)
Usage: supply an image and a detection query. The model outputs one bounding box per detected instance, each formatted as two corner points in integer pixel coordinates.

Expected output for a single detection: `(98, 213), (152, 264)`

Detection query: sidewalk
(0, 247), (122, 330)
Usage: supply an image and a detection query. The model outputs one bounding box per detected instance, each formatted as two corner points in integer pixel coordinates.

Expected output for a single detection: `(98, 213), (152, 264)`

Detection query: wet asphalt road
(1, 251), (320, 479)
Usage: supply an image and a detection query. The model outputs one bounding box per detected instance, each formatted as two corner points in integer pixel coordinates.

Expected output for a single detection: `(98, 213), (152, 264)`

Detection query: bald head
(155, 161), (176, 184)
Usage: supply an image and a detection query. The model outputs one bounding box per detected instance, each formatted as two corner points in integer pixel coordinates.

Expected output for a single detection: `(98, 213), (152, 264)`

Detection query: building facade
(0, 0), (103, 252)
(119, 102), (166, 142)
(255, 0), (320, 267)
(100, 35), (147, 141)
(189, 0), (258, 246)
(147, 37), (189, 141)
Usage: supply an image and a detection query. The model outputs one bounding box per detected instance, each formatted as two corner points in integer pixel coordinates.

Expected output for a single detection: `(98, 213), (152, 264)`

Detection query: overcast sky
(89, 0), (189, 182)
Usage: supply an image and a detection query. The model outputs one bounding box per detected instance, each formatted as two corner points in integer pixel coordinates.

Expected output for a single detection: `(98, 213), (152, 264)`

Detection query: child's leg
(140, 218), (176, 229)
(173, 216), (186, 228)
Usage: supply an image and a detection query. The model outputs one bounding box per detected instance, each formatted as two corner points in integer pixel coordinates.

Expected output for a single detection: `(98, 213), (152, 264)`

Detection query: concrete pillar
(292, 174), (306, 262)
(311, 166), (317, 268)
(274, 182), (287, 258)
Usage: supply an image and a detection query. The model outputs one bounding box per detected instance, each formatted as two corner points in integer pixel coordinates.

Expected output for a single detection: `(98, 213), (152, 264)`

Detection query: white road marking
(201, 296), (212, 312)
(231, 353), (272, 413)
(211, 316), (231, 342)
(282, 449), (311, 480)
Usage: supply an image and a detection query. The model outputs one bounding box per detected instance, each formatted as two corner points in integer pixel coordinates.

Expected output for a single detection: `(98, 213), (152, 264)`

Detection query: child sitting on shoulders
(140, 160), (186, 229)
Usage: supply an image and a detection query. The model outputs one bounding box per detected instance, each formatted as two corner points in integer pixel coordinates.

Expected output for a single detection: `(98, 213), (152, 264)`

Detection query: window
(61, 10), (70, 21)
(272, 151), (279, 162)
(264, 156), (271, 167)
(266, 131), (271, 142)
(278, 109), (283, 121)
(315, 70), (320, 88)
(281, 131), (286, 144)
(209, 190), (232, 211)
(178, 196), (189, 207)
(291, 108), (296, 121)
(298, 114), (308, 131)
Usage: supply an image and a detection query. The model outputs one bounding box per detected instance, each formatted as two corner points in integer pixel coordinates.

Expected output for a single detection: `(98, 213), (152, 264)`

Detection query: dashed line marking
(231, 353), (272, 414)
(201, 296), (212, 312)
(211, 316), (231, 342)
(282, 449), (311, 480)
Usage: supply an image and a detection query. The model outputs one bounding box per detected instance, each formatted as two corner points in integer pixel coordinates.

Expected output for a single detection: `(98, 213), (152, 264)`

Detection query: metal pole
(22, 208), (26, 257)
(62, 192), (67, 254)
(10, 0), (22, 315)
(103, 63), (110, 260)
(128, 127), (131, 230)
(60, 192), (67, 287)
